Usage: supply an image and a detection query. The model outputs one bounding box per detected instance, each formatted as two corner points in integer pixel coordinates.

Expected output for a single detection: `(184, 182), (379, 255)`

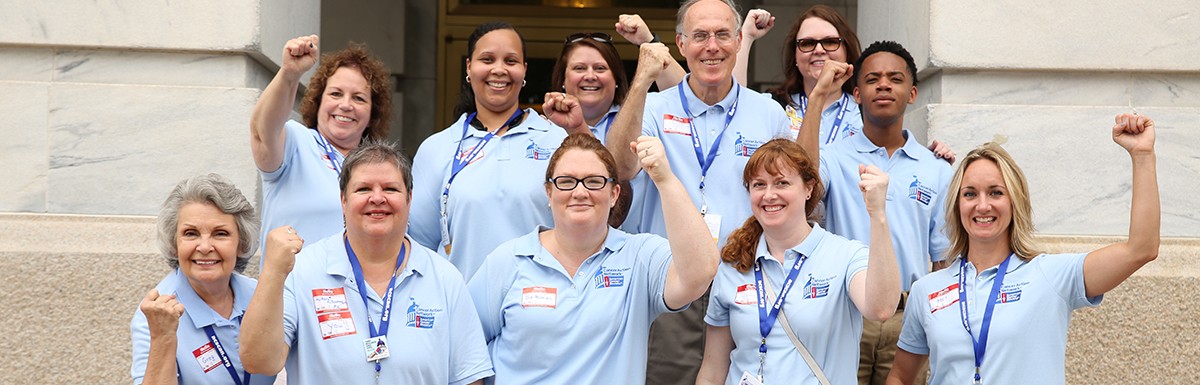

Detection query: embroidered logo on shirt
(999, 281), (1028, 304)
(733, 132), (766, 157)
(735, 284), (758, 305)
(525, 140), (556, 160)
(928, 283), (959, 314)
(908, 176), (937, 206)
(405, 298), (442, 329)
(593, 266), (631, 289)
(802, 274), (834, 299)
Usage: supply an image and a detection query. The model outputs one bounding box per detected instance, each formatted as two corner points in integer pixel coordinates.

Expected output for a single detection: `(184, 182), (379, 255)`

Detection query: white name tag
(703, 213), (722, 244)
(663, 114), (692, 136)
(738, 371), (764, 385)
(521, 286), (557, 308)
(192, 342), (222, 373)
(735, 284), (758, 305)
(928, 283), (960, 314)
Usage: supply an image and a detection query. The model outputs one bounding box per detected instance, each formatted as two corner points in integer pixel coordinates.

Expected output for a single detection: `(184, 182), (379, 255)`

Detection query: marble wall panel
(934, 71), (1200, 108)
(927, 0), (1198, 71)
(46, 84), (260, 215)
(53, 50), (254, 88)
(0, 47), (54, 81)
(0, 1), (258, 50)
(927, 104), (1199, 237)
(0, 82), (50, 212)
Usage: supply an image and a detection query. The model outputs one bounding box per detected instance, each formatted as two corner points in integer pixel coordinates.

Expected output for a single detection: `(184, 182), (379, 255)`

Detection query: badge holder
(364, 336), (390, 362)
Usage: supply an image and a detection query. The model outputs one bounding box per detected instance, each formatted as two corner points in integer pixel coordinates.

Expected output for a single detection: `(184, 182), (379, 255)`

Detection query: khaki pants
(646, 295), (708, 385)
(858, 305), (929, 385)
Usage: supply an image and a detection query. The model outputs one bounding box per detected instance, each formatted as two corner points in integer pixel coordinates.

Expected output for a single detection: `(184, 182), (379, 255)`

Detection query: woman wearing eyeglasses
(734, 6), (863, 144)
(468, 133), (718, 385)
(410, 21), (591, 280)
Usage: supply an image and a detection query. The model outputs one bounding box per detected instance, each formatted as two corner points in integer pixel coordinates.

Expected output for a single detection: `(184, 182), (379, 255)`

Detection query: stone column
(857, 0), (1200, 383)
(0, 1), (316, 382)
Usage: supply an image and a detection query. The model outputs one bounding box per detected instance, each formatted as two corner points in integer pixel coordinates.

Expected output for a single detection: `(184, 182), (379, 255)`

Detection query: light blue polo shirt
(898, 253), (1101, 385)
(589, 104), (621, 142)
(705, 224), (868, 385)
(819, 130), (952, 290)
(468, 226), (677, 385)
(260, 120), (346, 256)
(628, 76), (792, 246)
(785, 92), (863, 145)
(410, 110), (566, 280)
(280, 233), (493, 385)
(131, 270), (275, 385)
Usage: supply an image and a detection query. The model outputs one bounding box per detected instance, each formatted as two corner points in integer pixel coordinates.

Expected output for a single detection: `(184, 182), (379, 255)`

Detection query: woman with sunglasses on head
(410, 22), (592, 281)
(546, 14), (686, 229)
(887, 114), (1160, 385)
(468, 133), (718, 385)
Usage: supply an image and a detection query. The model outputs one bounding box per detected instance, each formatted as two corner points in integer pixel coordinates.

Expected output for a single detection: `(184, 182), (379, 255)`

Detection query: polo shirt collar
(679, 75), (741, 118)
(514, 226), (630, 265)
(850, 129), (926, 161)
(172, 268), (255, 328)
(325, 233), (429, 282)
(754, 222), (828, 266)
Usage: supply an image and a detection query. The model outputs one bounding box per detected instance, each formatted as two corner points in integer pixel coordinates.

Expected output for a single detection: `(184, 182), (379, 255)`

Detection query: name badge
(663, 114), (692, 136)
(785, 105), (802, 139)
(312, 288), (350, 313)
(703, 213), (722, 244)
(363, 335), (390, 362)
(738, 371), (764, 385)
(928, 283), (960, 314)
(317, 311), (357, 340)
(521, 286), (557, 308)
(735, 284), (758, 305)
(192, 342), (222, 373)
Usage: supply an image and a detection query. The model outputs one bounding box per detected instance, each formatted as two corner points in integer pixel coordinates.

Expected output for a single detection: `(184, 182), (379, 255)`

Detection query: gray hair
(338, 140), (413, 198)
(156, 173), (259, 272)
(676, 0), (743, 34)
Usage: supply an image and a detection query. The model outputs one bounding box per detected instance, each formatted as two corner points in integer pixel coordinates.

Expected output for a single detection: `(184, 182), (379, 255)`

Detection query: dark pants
(858, 293), (929, 385)
(645, 294), (708, 385)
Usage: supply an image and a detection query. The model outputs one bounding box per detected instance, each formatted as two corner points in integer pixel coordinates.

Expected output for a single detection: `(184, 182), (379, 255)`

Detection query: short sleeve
(1036, 253), (1102, 310)
(843, 242), (870, 294)
(130, 308), (152, 385)
(261, 120), (308, 177)
(282, 274), (299, 347)
(703, 265), (732, 327)
(927, 169), (952, 262)
(641, 94), (663, 138)
(448, 272), (496, 385)
(896, 283), (931, 355)
(637, 235), (678, 315)
(467, 247), (512, 344)
(818, 150), (834, 198)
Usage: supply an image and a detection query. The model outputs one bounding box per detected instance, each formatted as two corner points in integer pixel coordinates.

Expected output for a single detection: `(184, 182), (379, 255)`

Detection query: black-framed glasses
(549, 175), (615, 191)
(566, 32), (613, 45)
(795, 37), (844, 53)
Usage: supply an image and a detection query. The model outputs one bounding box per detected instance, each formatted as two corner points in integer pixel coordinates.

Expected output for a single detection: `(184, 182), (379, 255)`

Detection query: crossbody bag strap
(763, 273), (832, 385)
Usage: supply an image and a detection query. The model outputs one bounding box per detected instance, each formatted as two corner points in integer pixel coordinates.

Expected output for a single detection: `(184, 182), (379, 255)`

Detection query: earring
(562, 85), (566, 91)
(523, 79), (528, 87)
(465, 75), (470, 83)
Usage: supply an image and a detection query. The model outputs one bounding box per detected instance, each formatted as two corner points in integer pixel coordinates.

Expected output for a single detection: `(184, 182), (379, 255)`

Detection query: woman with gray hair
(130, 173), (275, 385)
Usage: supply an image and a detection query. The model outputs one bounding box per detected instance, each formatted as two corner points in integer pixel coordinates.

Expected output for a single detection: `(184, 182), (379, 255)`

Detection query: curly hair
(299, 43), (393, 142)
(721, 139), (823, 272)
(551, 35), (630, 107)
(767, 5), (862, 108)
(944, 142), (1042, 262)
(157, 173), (259, 272)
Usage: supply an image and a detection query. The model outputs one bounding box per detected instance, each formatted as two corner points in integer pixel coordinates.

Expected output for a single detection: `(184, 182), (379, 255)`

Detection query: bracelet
(646, 33), (660, 45)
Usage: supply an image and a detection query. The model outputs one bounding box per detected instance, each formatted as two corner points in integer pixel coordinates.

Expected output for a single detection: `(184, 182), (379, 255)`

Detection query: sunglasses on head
(566, 32), (613, 45)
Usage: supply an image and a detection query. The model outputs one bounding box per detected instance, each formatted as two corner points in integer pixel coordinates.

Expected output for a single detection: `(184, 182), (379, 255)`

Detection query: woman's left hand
(858, 164), (889, 217)
(1113, 113), (1156, 155)
(542, 92), (587, 134)
(928, 140), (956, 164)
(631, 136), (672, 183)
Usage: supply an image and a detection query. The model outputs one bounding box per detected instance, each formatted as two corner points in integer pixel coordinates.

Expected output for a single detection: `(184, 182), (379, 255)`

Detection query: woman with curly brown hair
(695, 138), (899, 385)
(250, 35), (393, 251)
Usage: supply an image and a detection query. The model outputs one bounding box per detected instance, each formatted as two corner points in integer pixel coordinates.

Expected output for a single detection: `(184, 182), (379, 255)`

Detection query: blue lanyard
(677, 81), (739, 192)
(441, 110), (523, 214)
(313, 132), (343, 175)
(200, 325), (251, 385)
(753, 251), (807, 380)
(592, 111), (617, 138)
(958, 255), (1012, 385)
(344, 237), (407, 374)
(798, 93), (852, 145)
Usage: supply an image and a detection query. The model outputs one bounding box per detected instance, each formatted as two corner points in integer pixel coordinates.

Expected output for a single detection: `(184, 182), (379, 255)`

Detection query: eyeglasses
(686, 30), (737, 45)
(795, 37), (844, 53)
(548, 175), (614, 191)
(566, 32), (613, 45)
